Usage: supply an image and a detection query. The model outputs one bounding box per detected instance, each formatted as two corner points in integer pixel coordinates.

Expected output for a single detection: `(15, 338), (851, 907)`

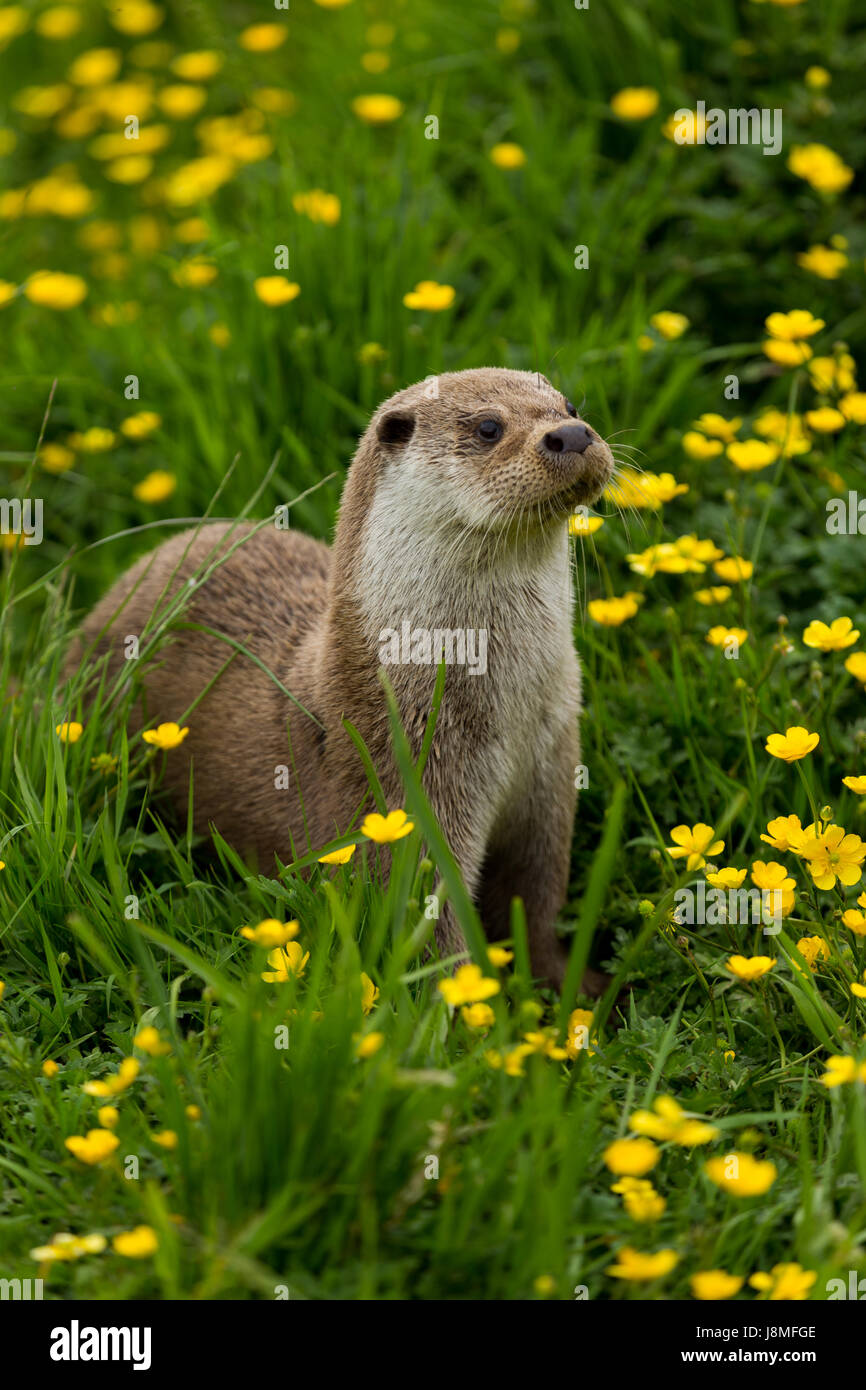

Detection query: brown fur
(64, 368), (614, 988)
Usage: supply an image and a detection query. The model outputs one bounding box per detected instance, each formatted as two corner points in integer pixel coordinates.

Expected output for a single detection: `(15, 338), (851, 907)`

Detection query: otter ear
(377, 410), (416, 447)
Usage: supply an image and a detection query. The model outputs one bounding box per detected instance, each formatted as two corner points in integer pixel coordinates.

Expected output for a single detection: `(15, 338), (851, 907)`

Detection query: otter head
(368, 367), (615, 541)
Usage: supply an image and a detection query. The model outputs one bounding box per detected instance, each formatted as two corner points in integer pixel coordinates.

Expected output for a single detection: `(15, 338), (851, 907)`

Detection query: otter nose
(543, 422), (596, 455)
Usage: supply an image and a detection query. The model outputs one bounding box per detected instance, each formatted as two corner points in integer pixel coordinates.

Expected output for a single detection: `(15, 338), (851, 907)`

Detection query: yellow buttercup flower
(568, 513), (604, 535)
(705, 867), (746, 888)
(0, 6), (29, 44)
(650, 311), (689, 340)
(317, 844), (356, 864)
(695, 587), (732, 605)
(158, 84), (207, 119)
(629, 1095), (719, 1146)
(727, 439), (778, 471)
(797, 244), (848, 279)
(25, 270), (87, 310)
(805, 407), (846, 433)
(240, 23), (287, 52)
(56, 721), (83, 744)
(240, 919), (300, 948)
(713, 555), (753, 583)
(261, 941), (309, 982)
(796, 936), (830, 972)
(97, 1106), (119, 1128)
(749, 1263), (817, 1300)
(804, 66), (831, 89)
(726, 954), (775, 982)
(691, 1270), (745, 1300)
(803, 616), (859, 651)
(13, 84), (72, 118)
(809, 353), (857, 393)
(42, 1059), (59, 1078)
(765, 309), (825, 341)
(461, 1002), (495, 1029)
(764, 338), (813, 367)
(489, 142), (526, 169)
(588, 595), (639, 626)
(67, 427), (116, 453)
(82, 1057), (140, 1097)
(293, 189), (341, 225)
(361, 809), (414, 843)
(355, 1028), (386, 1056)
(838, 391), (866, 423)
(173, 257), (218, 288)
(765, 726), (819, 763)
(351, 94), (404, 124)
(164, 155), (236, 204)
(133, 470), (176, 503)
(753, 408), (812, 455)
(798, 825), (865, 890)
(748, 861), (796, 920)
(706, 626), (748, 648)
(108, 3), (164, 36)
(610, 87), (659, 120)
(254, 276), (301, 306)
(750, 860), (795, 894)
(360, 972), (379, 1014)
(356, 1031), (384, 1058)
(402, 280), (455, 311)
(674, 539), (727, 566)
(142, 722), (189, 749)
(30, 1232), (107, 1262)
(113, 1226), (159, 1258)
(120, 412), (161, 440)
(608, 474), (688, 510)
(682, 431), (723, 459)
(666, 823), (724, 871)
(819, 1054), (866, 1087)
(603, 1137), (659, 1176)
(845, 652), (866, 685)
(522, 1030), (568, 1061)
(637, 474), (690, 507)
(152, 1129), (177, 1149)
(134, 1026), (172, 1057)
(611, 1177), (666, 1222)
(64, 1129), (120, 1165)
(843, 776), (866, 795)
(788, 143), (853, 194)
(607, 1246), (678, 1280)
(565, 1008), (597, 1059)
(705, 1151), (777, 1196)
(760, 814), (809, 853)
(68, 47), (122, 86)
(694, 413), (742, 442)
(438, 963), (500, 1006)
(487, 945), (513, 968)
(662, 109), (708, 144)
(842, 909), (866, 936)
(171, 51), (223, 81)
(626, 543), (689, 576)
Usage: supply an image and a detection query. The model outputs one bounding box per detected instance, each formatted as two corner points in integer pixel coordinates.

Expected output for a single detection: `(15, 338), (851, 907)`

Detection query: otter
(65, 368), (614, 988)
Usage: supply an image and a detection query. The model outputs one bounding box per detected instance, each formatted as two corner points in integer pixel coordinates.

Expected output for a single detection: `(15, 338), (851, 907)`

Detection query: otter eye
(565, 401), (578, 418)
(476, 418), (503, 443)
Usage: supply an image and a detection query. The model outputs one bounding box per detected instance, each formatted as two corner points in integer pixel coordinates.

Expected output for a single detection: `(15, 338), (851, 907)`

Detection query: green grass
(2, 0), (866, 1300)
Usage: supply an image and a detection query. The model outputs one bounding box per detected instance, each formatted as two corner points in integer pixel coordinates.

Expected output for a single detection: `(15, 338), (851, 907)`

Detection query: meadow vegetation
(1, 0), (866, 1300)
